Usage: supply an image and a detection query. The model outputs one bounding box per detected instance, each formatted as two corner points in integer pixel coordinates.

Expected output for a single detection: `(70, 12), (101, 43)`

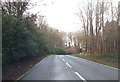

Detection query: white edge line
(17, 66), (34, 80)
(35, 63), (39, 67)
(17, 60), (41, 80)
(75, 72), (87, 82)
(98, 63), (118, 70)
(85, 59), (118, 70)
(66, 62), (72, 68)
(71, 55), (118, 70)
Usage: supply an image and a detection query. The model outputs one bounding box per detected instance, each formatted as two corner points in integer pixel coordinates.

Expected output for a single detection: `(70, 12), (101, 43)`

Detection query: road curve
(21, 55), (118, 81)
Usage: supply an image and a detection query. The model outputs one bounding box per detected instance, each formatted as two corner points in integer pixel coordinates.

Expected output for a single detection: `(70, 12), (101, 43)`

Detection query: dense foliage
(2, 12), (66, 67)
(2, 12), (44, 65)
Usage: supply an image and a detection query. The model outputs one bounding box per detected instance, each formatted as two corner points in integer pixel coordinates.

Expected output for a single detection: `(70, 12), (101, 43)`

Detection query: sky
(27, 0), (120, 33)
(27, 0), (85, 32)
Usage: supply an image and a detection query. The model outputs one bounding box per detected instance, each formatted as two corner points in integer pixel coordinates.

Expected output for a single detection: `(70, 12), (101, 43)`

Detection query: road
(21, 55), (118, 81)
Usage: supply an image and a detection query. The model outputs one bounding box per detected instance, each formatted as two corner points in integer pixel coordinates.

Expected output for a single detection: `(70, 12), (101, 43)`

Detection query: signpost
(82, 48), (86, 51)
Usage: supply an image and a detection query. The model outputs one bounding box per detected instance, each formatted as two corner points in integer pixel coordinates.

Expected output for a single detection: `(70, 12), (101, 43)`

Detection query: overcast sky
(27, 0), (119, 33)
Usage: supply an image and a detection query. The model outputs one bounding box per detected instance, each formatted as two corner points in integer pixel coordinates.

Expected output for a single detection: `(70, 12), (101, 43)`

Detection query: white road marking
(70, 55), (118, 70)
(17, 65), (35, 80)
(35, 63), (40, 67)
(97, 62), (118, 70)
(62, 58), (65, 62)
(75, 72), (87, 82)
(66, 62), (72, 68)
(79, 58), (118, 70)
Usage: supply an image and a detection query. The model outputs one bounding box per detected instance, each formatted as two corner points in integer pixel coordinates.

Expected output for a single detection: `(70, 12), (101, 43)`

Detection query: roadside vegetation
(65, 1), (118, 55)
(1, 0), (120, 80)
(64, 1), (119, 69)
(2, 10), (66, 69)
(2, 1), (66, 80)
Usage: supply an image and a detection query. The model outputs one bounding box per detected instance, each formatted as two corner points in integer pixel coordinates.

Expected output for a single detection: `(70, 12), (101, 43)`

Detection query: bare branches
(2, 0), (30, 19)
(76, 0), (118, 54)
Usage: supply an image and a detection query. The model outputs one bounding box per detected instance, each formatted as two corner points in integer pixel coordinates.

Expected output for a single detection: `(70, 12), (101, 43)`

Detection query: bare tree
(76, 0), (118, 55)
(2, 0), (30, 19)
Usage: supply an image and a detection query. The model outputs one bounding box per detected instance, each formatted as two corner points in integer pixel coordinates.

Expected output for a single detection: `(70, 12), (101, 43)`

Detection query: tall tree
(2, 0), (30, 19)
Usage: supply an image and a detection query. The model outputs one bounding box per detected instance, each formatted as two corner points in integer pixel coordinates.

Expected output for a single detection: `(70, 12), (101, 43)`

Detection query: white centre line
(66, 62), (72, 68)
(59, 55), (87, 81)
(75, 72), (87, 82)
(62, 58), (65, 62)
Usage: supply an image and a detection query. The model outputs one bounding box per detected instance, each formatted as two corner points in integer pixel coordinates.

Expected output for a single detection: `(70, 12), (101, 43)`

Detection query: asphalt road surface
(21, 55), (118, 81)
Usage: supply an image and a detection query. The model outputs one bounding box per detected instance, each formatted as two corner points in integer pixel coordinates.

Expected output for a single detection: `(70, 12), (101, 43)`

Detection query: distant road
(21, 55), (118, 81)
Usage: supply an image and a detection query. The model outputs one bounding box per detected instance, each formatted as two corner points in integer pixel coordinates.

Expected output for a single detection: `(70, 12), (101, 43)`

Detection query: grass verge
(72, 53), (119, 69)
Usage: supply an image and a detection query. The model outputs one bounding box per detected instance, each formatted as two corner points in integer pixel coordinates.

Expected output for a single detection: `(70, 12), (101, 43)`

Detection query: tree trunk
(101, 2), (105, 55)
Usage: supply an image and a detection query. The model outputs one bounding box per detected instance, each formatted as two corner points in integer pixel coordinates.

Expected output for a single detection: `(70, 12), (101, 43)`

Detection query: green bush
(3, 12), (28, 64)
(55, 47), (66, 55)
(2, 11), (48, 67)
(2, 11), (66, 69)
(46, 44), (56, 54)
(46, 44), (66, 55)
